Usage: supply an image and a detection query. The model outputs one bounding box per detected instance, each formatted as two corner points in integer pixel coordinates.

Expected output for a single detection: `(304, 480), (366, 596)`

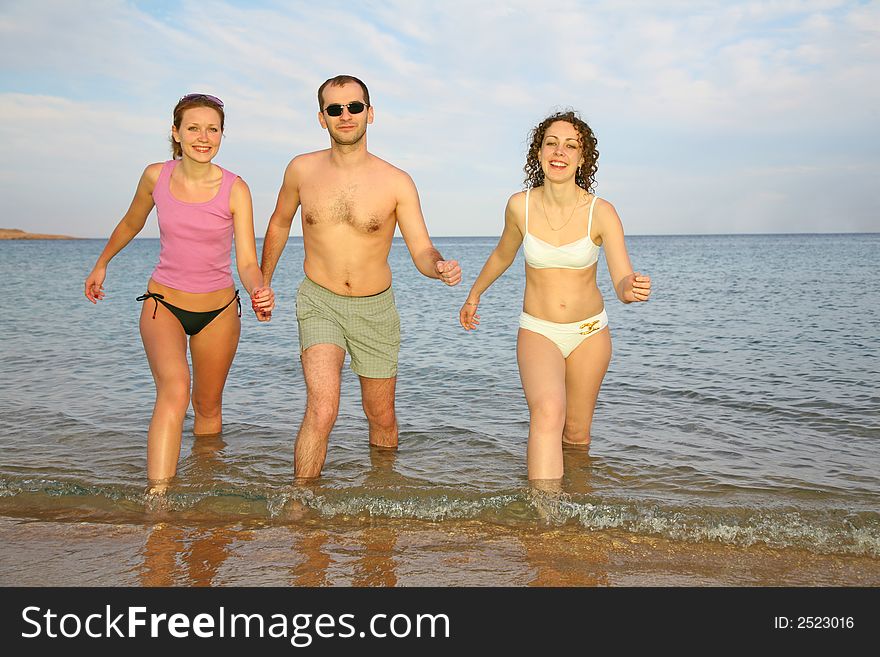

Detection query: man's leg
(346, 287), (399, 449)
(295, 344), (346, 478)
(359, 376), (398, 448)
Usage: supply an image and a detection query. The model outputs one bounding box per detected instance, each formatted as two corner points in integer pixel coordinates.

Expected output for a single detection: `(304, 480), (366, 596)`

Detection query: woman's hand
(622, 272), (651, 303)
(459, 299), (481, 331)
(84, 267), (107, 303)
(251, 286), (275, 321)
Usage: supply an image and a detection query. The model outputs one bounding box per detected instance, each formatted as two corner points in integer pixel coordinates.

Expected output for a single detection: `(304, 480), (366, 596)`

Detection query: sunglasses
(179, 93), (224, 108)
(323, 101), (368, 117)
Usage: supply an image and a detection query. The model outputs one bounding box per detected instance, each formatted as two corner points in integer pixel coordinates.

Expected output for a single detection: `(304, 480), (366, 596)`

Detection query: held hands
(251, 286), (275, 322)
(84, 267), (107, 303)
(459, 299), (480, 331)
(436, 260), (462, 286)
(622, 272), (652, 303)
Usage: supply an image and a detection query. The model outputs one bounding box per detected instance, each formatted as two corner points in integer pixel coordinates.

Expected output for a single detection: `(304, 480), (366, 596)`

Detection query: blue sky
(1, 0), (877, 237)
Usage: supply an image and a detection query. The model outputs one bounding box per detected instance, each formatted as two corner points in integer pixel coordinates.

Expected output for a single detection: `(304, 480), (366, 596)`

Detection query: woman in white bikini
(460, 110), (651, 481)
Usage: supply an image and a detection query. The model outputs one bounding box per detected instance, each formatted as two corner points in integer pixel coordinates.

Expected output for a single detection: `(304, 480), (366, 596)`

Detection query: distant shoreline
(2, 230), (878, 241)
(0, 228), (79, 240)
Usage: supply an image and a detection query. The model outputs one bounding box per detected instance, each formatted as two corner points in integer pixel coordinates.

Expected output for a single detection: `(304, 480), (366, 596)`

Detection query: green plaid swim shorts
(295, 277), (400, 378)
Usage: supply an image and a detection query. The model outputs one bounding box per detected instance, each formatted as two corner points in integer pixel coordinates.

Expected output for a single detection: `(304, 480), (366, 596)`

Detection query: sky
(1, 0), (878, 237)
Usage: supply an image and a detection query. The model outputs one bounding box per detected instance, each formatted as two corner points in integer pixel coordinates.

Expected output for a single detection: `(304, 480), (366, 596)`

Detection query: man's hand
(436, 260), (462, 286)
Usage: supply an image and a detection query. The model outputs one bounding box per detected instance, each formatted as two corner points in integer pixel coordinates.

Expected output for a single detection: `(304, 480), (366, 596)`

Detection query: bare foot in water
(284, 499), (312, 522)
(145, 480), (172, 517)
(528, 480), (568, 524)
(283, 482), (319, 522)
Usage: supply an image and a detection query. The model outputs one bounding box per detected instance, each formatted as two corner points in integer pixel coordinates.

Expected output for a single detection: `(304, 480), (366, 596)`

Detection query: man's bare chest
(300, 180), (396, 234)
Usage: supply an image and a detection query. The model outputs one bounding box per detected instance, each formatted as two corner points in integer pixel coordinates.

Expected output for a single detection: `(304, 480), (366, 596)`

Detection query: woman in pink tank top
(84, 94), (275, 492)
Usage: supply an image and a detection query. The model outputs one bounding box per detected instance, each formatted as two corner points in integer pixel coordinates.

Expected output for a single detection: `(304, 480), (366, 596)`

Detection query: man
(261, 74), (461, 478)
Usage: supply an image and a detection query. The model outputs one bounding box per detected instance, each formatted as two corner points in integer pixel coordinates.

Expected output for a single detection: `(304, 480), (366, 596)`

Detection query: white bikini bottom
(518, 309), (608, 358)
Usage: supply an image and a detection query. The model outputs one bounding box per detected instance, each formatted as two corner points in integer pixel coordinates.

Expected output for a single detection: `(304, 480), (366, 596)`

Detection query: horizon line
(57, 231), (880, 240)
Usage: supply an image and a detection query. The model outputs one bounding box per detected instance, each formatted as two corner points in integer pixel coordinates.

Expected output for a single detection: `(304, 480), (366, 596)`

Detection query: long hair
(523, 110), (598, 191)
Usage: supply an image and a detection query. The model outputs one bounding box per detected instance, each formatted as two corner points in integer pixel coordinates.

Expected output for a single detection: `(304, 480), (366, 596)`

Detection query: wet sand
(1, 516), (877, 587)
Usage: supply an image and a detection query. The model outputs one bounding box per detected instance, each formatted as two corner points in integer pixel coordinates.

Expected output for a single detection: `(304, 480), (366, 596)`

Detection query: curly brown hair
(523, 110), (598, 191)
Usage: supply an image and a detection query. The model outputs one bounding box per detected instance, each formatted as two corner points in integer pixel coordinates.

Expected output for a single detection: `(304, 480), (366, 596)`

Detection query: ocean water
(0, 234), (878, 585)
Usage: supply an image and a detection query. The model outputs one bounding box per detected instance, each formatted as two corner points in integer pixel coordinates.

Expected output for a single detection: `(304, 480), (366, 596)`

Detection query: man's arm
(261, 158), (302, 287)
(394, 171), (461, 286)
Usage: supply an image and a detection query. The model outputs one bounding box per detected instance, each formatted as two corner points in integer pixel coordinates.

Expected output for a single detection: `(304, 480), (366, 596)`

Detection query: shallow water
(0, 234), (878, 584)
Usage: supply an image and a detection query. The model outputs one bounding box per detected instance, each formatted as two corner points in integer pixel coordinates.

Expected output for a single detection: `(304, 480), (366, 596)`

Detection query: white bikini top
(522, 188), (600, 270)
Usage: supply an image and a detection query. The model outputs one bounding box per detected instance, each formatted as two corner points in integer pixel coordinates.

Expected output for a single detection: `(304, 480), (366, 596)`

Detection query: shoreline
(0, 228), (79, 240)
(1, 515), (877, 586)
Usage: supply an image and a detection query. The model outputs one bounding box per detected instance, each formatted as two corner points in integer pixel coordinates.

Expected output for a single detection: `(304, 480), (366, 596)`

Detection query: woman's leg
(517, 328), (567, 480)
(562, 328), (612, 448)
(140, 300), (190, 482)
(189, 300), (241, 437)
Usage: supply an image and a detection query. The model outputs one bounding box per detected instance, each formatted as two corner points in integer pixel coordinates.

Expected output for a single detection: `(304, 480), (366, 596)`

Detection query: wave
(1, 476), (878, 558)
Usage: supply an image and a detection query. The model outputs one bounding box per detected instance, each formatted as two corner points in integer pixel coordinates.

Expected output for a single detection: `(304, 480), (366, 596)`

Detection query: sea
(0, 234), (878, 586)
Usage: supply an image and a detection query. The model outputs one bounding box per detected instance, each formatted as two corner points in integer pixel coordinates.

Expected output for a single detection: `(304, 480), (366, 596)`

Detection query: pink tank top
(151, 160), (237, 293)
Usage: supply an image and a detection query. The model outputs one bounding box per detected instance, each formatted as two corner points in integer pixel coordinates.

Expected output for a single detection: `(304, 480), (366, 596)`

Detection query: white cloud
(0, 0), (877, 236)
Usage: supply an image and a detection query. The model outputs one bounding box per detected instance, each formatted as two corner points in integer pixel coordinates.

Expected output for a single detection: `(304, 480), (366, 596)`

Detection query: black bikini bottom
(136, 290), (241, 336)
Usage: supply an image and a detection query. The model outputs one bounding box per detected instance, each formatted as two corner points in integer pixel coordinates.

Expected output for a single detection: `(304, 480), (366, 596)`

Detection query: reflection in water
(187, 525), (238, 586)
(140, 523), (183, 586)
(352, 522), (398, 587)
(137, 432), (610, 586)
(524, 448), (610, 586)
(185, 434), (228, 481)
(290, 530), (333, 586)
(522, 527), (611, 586)
(139, 434), (243, 586)
(366, 445), (397, 483)
(289, 449), (400, 586)
(354, 449), (399, 585)
(562, 445), (595, 496)
(140, 522), (241, 586)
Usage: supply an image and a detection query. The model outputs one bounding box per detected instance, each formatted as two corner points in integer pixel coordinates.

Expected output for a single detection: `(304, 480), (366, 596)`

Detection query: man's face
(318, 82), (374, 146)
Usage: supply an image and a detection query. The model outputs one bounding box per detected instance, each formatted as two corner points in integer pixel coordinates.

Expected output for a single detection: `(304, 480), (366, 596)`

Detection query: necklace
(541, 189), (582, 232)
